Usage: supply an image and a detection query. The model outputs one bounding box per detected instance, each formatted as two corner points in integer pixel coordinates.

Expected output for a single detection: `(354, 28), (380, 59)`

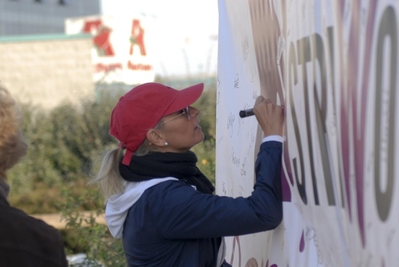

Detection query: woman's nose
(189, 106), (200, 118)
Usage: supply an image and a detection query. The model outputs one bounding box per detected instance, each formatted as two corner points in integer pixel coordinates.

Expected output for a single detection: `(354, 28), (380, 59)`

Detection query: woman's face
(158, 106), (204, 153)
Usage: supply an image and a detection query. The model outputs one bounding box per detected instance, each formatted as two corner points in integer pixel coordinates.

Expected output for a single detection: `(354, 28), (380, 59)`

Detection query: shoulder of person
(142, 179), (199, 207)
(0, 202), (66, 266)
(1, 202), (62, 240)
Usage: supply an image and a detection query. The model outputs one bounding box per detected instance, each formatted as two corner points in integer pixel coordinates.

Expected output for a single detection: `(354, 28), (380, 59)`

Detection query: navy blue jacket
(119, 141), (282, 266)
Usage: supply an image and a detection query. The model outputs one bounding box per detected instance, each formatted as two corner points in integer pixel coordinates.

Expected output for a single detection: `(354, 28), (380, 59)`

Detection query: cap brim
(163, 83), (204, 115)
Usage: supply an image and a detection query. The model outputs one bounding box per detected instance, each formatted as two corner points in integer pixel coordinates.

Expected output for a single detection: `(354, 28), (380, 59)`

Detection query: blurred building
(0, 34), (94, 109)
(0, 0), (103, 109)
(0, 13), (158, 109)
(0, 0), (217, 109)
(0, 0), (159, 109)
(0, 0), (100, 36)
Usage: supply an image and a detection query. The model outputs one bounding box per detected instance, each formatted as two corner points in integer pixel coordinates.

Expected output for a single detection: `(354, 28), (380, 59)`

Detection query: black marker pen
(239, 109), (255, 118)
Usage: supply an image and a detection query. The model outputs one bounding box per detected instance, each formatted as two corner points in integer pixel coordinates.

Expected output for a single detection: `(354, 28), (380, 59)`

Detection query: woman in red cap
(93, 82), (284, 267)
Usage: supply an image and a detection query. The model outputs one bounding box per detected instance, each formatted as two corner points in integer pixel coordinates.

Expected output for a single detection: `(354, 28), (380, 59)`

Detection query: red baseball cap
(110, 82), (204, 165)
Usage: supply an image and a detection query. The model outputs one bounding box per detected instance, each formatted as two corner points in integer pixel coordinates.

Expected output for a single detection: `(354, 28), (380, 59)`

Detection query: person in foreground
(0, 86), (68, 267)
(93, 82), (284, 267)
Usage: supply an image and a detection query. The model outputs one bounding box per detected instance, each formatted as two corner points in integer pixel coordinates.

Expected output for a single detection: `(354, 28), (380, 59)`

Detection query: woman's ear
(146, 129), (165, 147)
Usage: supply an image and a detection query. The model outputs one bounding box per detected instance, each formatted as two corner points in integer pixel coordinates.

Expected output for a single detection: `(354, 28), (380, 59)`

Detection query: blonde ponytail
(90, 148), (124, 203)
(91, 121), (163, 203)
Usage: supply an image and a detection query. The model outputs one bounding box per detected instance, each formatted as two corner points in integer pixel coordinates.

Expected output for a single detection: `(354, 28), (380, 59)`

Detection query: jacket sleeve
(152, 141), (283, 239)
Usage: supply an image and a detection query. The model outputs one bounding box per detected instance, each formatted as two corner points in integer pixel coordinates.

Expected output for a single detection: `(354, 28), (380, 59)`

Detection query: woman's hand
(253, 96), (284, 137)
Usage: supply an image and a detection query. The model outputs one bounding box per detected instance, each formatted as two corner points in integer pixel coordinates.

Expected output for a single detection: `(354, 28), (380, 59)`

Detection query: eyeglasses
(161, 107), (190, 125)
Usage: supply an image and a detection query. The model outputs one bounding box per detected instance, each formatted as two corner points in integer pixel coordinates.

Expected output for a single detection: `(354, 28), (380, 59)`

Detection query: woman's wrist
(262, 135), (283, 143)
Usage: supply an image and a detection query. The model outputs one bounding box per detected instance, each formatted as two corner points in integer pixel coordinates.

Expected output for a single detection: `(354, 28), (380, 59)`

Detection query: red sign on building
(66, 15), (154, 85)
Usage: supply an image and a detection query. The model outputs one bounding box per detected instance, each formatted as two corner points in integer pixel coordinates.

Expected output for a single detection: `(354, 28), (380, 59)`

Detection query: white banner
(216, 0), (399, 266)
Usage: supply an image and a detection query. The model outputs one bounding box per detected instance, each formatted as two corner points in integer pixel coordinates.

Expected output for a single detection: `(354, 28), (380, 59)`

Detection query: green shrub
(58, 185), (125, 267)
